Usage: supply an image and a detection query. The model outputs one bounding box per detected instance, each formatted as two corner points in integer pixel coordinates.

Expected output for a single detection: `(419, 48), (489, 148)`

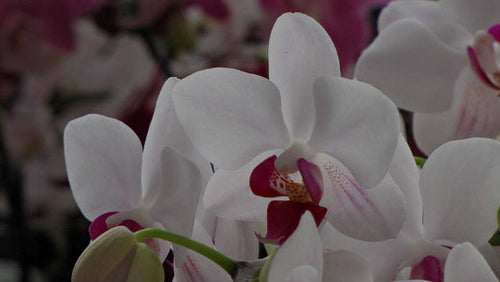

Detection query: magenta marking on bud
(467, 46), (500, 90)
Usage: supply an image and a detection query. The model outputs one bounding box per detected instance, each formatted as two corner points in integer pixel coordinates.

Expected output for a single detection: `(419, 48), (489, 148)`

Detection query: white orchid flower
(64, 78), (203, 263)
(355, 0), (500, 155)
(321, 138), (500, 281)
(172, 12), (404, 243)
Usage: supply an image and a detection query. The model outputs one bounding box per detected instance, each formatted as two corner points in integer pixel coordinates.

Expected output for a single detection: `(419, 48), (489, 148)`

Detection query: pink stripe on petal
(488, 24), (500, 42)
(410, 256), (443, 282)
(89, 211), (118, 240)
(297, 158), (323, 204)
(467, 46), (500, 90)
(250, 155), (288, 198)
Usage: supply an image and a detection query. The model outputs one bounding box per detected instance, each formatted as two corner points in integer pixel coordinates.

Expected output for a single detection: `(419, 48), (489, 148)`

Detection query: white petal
(355, 19), (467, 112)
(212, 219), (259, 261)
(268, 12), (340, 141)
(390, 135), (423, 239)
(268, 212), (323, 282)
(317, 154), (406, 241)
(414, 67), (500, 155)
(173, 221), (231, 282)
(142, 77), (211, 203)
(322, 250), (373, 282)
(172, 68), (290, 169)
(319, 222), (413, 282)
(420, 138), (500, 246)
(379, 0), (471, 52)
(440, 0), (500, 34)
(148, 147), (201, 265)
(203, 150), (282, 221)
(309, 75), (400, 189)
(64, 114), (142, 220)
(444, 242), (498, 282)
(288, 265), (320, 282)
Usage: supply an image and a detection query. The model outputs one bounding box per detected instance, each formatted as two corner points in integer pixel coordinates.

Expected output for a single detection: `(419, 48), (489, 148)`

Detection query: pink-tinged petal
(322, 250), (374, 282)
(297, 158), (323, 205)
(64, 114), (142, 221)
(174, 221), (232, 282)
(390, 135), (423, 239)
(268, 212), (323, 282)
(172, 68), (290, 169)
(317, 154), (406, 241)
(414, 67), (500, 155)
(249, 155), (286, 198)
(410, 256), (443, 282)
(466, 46), (500, 90)
(309, 75), (400, 189)
(259, 201), (326, 245)
(196, 0), (230, 20)
(355, 19), (466, 112)
(443, 242), (498, 282)
(420, 138), (500, 246)
(149, 147), (201, 265)
(142, 77), (212, 204)
(268, 12), (340, 141)
(488, 24), (500, 42)
(89, 212), (118, 240)
(440, 0), (500, 34)
(379, 0), (471, 52)
(203, 150), (281, 221)
(212, 219), (259, 261)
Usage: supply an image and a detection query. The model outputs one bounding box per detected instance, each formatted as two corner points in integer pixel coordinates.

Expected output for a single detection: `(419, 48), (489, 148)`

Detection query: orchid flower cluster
(64, 1), (500, 282)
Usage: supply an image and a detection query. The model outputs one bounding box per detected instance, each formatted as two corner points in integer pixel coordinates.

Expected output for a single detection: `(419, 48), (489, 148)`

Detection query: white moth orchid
(172, 12), (404, 242)
(321, 138), (500, 281)
(64, 78), (202, 263)
(355, 0), (500, 155)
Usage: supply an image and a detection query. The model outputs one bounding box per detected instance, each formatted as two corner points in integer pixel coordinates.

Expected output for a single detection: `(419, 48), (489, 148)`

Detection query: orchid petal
(172, 68), (289, 169)
(444, 242), (498, 282)
(268, 212), (323, 282)
(64, 114), (142, 221)
(391, 135), (423, 239)
(174, 221), (231, 282)
(413, 68), (500, 155)
(379, 0), (471, 52)
(203, 150), (282, 221)
(322, 250), (374, 282)
(355, 19), (466, 112)
(420, 138), (500, 246)
(309, 75), (400, 189)
(317, 154), (406, 241)
(212, 219), (259, 261)
(319, 222), (413, 282)
(287, 265), (320, 282)
(149, 147), (201, 265)
(268, 12), (340, 141)
(142, 77), (211, 204)
(440, 0), (500, 34)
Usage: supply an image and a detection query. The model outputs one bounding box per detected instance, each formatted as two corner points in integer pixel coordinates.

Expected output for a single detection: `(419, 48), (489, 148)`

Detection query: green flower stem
(134, 228), (238, 277)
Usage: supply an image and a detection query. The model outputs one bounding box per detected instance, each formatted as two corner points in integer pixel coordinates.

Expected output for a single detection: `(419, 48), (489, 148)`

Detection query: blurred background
(0, 0), (402, 280)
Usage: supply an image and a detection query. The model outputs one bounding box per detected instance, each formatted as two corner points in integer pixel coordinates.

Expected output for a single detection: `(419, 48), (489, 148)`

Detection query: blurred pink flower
(258, 0), (393, 75)
(0, 0), (104, 73)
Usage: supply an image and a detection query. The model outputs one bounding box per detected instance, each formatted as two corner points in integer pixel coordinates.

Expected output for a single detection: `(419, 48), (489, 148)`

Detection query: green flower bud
(72, 226), (164, 282)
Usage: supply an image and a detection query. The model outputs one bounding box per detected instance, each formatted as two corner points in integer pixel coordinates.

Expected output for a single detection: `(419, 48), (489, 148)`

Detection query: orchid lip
(467, 26), (500, 94)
